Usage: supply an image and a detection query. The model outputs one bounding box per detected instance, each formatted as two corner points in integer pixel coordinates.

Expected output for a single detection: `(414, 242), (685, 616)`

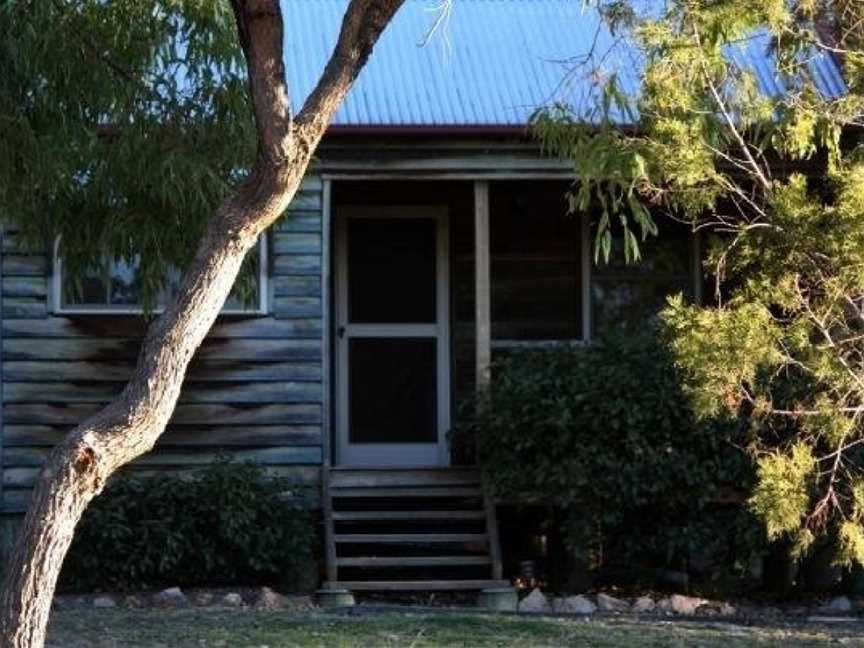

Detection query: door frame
(333, 205), (451, 467)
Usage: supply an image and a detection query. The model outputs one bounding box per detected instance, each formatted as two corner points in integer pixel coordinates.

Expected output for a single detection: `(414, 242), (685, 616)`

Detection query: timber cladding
(0, 176), (327, 513)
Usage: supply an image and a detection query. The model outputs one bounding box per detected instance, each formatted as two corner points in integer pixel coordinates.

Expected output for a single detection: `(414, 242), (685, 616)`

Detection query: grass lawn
(45, 608), (864, 647)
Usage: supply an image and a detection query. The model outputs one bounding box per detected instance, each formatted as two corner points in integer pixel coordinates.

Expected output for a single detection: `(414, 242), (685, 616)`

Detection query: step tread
(334, 533), (488, 543)
(337, 556), (492, 567)
(332, 486), (482, 498)
(332, 510), (485, 521)
(324, 579), (510, 591)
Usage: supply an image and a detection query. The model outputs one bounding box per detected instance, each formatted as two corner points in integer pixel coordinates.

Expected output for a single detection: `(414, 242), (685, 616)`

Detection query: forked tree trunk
(0, 1), (403, 645)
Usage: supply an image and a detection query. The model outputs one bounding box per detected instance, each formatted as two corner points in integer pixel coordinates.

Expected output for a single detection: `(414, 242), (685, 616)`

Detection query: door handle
(337, 326), (346, 339)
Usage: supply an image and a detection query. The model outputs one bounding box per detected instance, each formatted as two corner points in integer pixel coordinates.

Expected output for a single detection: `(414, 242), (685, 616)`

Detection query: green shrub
(60, 458), (316, 592)
(459, 328), (763, 584)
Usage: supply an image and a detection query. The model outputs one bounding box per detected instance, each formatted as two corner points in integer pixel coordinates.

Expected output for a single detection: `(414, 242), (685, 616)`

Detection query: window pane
(347, 218), (437, 324)
(591, 223), (694, 334)
(490, 182), (582, 340)
(63, 269), (108, 306)
(60, 241), (264, 312)
(349, 337), (437, 444)
(108, 257), (143, 305)
(591, 278), (692, 332)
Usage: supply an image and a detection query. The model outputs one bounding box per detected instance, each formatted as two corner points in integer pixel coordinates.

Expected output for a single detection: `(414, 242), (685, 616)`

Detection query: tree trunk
(0, 162), (303, 646)
(0, 1), (404, 645)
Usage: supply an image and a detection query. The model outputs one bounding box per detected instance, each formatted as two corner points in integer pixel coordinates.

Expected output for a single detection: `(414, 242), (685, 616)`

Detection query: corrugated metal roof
(282, 0), (846, 127)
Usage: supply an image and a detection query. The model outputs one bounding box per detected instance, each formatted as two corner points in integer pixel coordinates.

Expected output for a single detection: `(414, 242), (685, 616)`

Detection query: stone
(518, 588), (552, 613)
(123, 595), (145, 609)
(819, 596), (853, 614)
(657, 594), (708, 616)
(92, 595), (116, 609)
(694, 602), (736, 617)
(153, 587), (189, 608)
(477, 587), (518, 612)
(254, 587), (285, 610)
(192, 591), (214, 607)
(315, 589), (354, 608)
(222, 592), (244, 607)
(552, 595), (596, 615)
(286, 595), (316, 611)
(596, 593), (629, 612)
(631, 596), (656, 613)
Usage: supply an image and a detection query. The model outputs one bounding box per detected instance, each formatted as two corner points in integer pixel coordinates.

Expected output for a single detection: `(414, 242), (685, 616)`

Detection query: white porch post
(474, 180), (491, 391)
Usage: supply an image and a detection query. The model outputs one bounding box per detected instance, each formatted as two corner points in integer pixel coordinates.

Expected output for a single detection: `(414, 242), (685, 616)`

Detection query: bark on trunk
(0, 162), (303, 647)
(0, 1), (403, 645)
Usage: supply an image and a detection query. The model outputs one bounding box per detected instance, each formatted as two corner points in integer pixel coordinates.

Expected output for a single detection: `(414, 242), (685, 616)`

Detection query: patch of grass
(46, 609), (864, 647)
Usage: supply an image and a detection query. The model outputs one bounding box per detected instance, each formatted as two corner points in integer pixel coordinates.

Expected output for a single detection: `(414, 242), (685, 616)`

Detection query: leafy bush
(60, 458), (316, 592)
(460, 328), (763, 584)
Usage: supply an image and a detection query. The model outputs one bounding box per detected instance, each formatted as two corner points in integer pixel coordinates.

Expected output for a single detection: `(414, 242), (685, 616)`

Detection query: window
(54, 236), (267, 314)
(490, 181), (583, 343)
(590, 224), (697, 335)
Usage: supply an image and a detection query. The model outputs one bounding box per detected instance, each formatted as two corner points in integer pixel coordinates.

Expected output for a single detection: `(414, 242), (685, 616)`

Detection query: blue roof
(282, 0), (846, 128)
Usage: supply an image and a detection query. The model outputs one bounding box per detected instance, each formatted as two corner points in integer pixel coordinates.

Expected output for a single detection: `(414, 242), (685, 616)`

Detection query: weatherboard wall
(0, 176), (327, 514)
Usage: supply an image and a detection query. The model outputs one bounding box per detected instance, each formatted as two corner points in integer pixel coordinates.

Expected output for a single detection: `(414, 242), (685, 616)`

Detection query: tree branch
(230, 0), (293, 165)
(295, 0), (405, 144)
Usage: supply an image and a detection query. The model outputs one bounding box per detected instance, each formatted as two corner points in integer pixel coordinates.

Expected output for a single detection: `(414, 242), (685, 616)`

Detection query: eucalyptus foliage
(0, 1), (256, 307)
(535, 0), (864, 565)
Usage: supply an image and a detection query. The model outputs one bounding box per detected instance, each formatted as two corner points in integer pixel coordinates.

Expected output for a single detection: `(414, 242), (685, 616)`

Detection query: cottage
(0, 0), (843, 594)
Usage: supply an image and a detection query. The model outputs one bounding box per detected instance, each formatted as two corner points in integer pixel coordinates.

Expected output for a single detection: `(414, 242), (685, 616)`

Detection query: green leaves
(61, 459), (314, 592)
(662, 297), (782, 419)
(0, 1), (255, 307)
(749, 444), (815, 541)
(536, 0), (864, 567)
(460, 328), (759, 573)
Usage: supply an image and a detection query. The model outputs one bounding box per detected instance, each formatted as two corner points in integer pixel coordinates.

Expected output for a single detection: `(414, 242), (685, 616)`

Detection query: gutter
(324, 124), (531, 138)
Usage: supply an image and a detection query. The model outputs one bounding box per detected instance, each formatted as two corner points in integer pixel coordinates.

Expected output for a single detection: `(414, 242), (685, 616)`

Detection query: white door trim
(334, 206), (450, 467)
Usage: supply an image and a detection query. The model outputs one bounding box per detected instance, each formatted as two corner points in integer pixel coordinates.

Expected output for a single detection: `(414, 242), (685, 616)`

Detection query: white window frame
(52, 234), (269, 316)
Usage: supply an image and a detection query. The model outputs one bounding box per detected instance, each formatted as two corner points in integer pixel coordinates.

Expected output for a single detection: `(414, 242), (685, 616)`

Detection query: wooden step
(334, 533), (487, 543)
(332, 510), (485, 521)
(322, 467), (503, 592)
(337, 555), (492, 567)
(330, 468), (481, 488)
(323, 579), (510, 591)
(332, 486), (482, 498)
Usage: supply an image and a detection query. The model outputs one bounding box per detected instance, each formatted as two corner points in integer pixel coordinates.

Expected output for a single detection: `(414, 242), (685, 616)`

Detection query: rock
(254, 587), (285, 610)
(631, 596), (656, 613)
(518, 588), (552, 613)
(92, 595), (116, 609)
(192, 592), (214, 607)
(153, 587), (189, 608)
(123, 595), (145, 609)
(222, 592), (244, 607)
(657, 594), (708, 616)
(596, 593), (629, 612)
(552, 595), (596, 615)
(694, 602), (736, 617)
(285, 595), (315, 611)
(819, 596), (853, 614)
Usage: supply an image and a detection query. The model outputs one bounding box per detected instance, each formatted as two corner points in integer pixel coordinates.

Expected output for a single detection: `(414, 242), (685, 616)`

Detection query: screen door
(335, 206), (450, 466)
